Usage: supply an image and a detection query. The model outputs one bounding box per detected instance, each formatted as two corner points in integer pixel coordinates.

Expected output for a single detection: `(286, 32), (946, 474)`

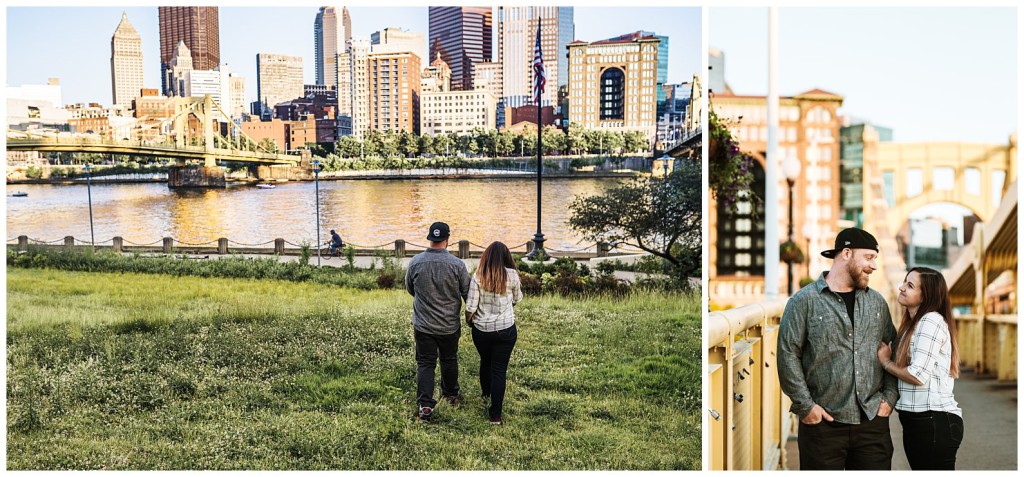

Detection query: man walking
(405, 221), (471, 422)
(777, 227), (899, 470)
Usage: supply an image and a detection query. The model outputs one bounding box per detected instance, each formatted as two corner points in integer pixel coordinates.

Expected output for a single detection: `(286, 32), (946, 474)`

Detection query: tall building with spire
(167, 41), (193, 97)
(498, 6), (573, 110)
(159, 6), (220, 95)
(110, 12), (144, 108)
(428, 7), (492, 92)
(314, 6), (351, 87)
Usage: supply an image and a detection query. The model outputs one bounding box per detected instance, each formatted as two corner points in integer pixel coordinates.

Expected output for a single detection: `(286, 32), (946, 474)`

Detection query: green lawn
(6, 268), (700, 470)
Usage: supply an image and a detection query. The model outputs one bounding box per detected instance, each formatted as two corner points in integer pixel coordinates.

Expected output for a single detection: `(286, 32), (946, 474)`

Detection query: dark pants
(798, 414), (894, 470)
(414, 329), (460, 409)
(471, 324), (517, 419)
(899, 410), (963, 470)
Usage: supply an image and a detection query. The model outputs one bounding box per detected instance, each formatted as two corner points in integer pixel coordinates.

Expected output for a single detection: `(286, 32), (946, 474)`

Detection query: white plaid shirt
(466, 268), (522, 332)
(896, 311), (962, 417)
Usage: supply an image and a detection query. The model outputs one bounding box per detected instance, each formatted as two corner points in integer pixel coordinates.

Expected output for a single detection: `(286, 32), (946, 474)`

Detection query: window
(599, 68), (625, 120)
(906, 168), (923, 197)
(717, 161), (766, 277)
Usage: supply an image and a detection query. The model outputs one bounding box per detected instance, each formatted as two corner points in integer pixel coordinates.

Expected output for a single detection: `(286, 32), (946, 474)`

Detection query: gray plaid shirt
(777, 272), (899, 424)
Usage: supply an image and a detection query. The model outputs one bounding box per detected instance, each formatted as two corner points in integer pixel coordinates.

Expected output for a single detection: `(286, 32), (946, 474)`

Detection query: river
(5, 178), (625, 252)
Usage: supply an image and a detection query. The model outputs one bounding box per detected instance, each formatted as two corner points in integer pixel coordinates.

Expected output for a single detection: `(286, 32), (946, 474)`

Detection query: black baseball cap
(821, 227), (879, 258)
(427, 222), (451, 242)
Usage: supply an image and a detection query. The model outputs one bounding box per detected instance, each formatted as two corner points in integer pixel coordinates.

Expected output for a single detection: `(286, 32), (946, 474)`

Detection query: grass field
(6, 268), (700, 470)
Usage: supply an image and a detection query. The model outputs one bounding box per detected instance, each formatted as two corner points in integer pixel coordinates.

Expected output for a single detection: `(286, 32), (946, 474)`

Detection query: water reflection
(6, 178), (621, 250)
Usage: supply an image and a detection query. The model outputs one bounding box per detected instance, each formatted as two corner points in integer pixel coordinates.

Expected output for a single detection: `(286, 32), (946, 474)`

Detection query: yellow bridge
(7, 95), (297, 167)
(707, 156), (1018, 469)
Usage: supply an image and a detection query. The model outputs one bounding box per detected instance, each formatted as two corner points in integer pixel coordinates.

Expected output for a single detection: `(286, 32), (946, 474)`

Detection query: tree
(567, 123), (588, 155)
(623, 131), (648, 153)
(336, 136), (362, 158)
(495, 130), (516, 156)
(568, 159), (701, 280)
(398, 130), (419, 157)
(542, 126), (565, 155)
(258, 138), (281, 153)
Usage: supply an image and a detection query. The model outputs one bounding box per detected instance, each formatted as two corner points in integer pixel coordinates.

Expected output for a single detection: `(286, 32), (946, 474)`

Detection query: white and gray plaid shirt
(896, 311), (962, 417)
(466, 268), (522, 332)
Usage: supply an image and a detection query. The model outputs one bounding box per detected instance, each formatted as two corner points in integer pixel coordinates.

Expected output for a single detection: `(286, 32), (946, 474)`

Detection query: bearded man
(777, 227), (900, 470)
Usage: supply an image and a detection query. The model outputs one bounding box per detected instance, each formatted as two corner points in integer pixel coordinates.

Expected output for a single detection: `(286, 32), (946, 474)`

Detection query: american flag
(532, 21), (546, 105)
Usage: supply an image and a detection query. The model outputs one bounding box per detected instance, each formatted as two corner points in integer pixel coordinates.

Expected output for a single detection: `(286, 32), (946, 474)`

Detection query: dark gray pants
(414, 329), (460, 409)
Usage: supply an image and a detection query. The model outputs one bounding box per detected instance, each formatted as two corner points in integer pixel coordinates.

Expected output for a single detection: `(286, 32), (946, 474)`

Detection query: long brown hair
(476, 241), (517, 294)
(895, 267), (960, 378)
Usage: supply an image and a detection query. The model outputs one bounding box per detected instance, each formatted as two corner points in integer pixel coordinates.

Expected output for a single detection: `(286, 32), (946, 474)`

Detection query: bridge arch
(871, 140), (1016, 235)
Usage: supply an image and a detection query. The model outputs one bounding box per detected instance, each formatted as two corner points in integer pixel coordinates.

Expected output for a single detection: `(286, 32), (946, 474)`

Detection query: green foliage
(709, 105), (758, 215)
(6, 268), (700, 470)
(299, 243), (312, 267)
(24, 166), (44, 179)
(7, 247), (392, 291)
(568, 160), (701, 284)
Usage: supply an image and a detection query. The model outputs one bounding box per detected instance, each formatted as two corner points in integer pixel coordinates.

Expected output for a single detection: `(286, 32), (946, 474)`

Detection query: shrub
(519, 273), (542, 295)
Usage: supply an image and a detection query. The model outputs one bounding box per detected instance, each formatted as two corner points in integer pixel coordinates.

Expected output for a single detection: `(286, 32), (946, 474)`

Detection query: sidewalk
(784, 369), (1017, 470)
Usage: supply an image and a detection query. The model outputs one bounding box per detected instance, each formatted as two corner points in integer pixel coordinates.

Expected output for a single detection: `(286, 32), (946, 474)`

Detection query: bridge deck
(784, 369), (1017, 470)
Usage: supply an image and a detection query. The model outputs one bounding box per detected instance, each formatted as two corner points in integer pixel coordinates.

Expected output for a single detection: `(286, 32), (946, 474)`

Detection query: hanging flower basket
(780, 240), (805, 264)
(709, 104), (757, 216)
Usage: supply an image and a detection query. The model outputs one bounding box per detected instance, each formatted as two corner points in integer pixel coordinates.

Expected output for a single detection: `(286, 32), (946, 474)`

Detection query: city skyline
(710, 7), (1017, 144)
(6, 6), (701, 110)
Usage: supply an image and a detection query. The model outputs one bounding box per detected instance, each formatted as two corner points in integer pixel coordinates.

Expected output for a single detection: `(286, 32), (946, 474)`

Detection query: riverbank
(6, 267), (700, 470)
(6, 169), (639, 185)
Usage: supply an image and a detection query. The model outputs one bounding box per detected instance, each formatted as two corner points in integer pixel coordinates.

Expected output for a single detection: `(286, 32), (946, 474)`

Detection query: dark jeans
(798, 414), (894, 470)
(471, 324), (517, 419)
(414, 329), (460, 409)
(899, 410), (963, 470)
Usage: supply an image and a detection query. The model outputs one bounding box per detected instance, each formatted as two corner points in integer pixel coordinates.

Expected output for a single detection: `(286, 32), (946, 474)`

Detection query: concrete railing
(8, 235), (632, 260)
(707, 299), (790, 471)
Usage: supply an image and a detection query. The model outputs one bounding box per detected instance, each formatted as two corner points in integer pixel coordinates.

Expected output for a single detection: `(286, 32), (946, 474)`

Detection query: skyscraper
(159, 6), (220, 95)
(370, 27), (426, 58)
(314, 6), (351, 87)
(256, 53), (304, 112)
(498, 6), (573, 109)
(366, 51), (421, 134)
(110, 12), (144, 108)
(428, 7), (492, 92)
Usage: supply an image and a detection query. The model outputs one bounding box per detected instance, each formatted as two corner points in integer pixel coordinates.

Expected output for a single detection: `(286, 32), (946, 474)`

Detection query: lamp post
(84, 162), (95, 250)
(313, 159), (322, 267)
(783, 155), (801, 295)
(802, 223), (815, 285)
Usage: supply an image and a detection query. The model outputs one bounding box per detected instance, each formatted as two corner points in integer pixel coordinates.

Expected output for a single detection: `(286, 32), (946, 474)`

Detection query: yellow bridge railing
(707, 299), (789, 471)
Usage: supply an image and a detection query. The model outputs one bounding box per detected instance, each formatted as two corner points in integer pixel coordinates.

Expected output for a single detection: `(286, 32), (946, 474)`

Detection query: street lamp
(313, 159), (322, 267)
(802, 222), (815, 283)
(783, 155), (802, 295)
(660, 154), (672, 178)
(84, 162), (95, 251)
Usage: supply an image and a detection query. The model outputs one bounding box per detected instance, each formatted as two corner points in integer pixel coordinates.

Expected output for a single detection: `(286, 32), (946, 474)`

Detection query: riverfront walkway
(784, 369), (1018, 470)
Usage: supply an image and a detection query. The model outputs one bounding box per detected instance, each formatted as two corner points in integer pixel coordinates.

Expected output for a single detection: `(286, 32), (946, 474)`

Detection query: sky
(710, 7), (1017, 144)
(5, 5), (701, 108)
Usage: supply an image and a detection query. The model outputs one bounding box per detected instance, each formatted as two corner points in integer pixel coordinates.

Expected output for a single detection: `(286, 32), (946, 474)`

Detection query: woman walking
(877, 266), (963, 470)
(465, 241), (522, 425)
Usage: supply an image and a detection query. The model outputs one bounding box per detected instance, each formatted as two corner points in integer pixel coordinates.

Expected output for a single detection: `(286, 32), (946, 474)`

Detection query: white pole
(764, 6), (780, 300)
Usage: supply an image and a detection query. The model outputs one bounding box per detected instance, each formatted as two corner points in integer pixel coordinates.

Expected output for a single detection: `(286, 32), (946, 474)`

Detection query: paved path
(785, 369), (1017, 470)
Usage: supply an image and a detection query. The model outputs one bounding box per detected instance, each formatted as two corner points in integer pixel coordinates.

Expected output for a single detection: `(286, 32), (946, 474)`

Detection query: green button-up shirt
(777, 272), (899, 424)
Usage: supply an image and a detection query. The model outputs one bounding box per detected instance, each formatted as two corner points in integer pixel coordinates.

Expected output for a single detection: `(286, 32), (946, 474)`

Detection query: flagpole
(527, 17), (546, 260)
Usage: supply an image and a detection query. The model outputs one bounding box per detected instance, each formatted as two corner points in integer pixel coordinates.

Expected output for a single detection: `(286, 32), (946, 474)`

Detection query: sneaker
(442, 393), (462, 407)
(418, 406), (433, 423)
(489, 415), (503, 425)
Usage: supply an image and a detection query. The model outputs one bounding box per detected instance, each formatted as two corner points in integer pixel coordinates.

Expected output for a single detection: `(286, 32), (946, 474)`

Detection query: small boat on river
(256, 183), (276, 189)
(11, 191), (28, 197)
